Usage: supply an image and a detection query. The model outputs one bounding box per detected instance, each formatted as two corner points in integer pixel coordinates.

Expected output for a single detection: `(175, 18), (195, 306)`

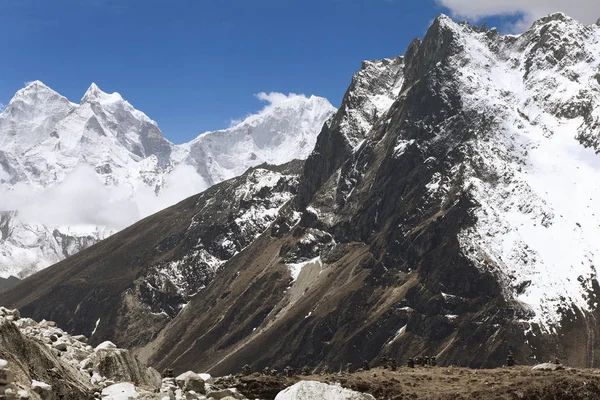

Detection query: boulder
(95, 341), (117, 351)
(72, 335), (88, 343)
(52, 342), (67, 352)
(274, 381), (375, 400)
(101, 382), (139, 399)
(0, 321), (92, 398)
(38, 320), (56, 328)
(31, 380), (52, 400)
(93, 348), (160, 389)
(175, 371), (205, 393)
(0, 307), (19, 320)
(532, 363), (564, 371)
(185, 391), (208, 400)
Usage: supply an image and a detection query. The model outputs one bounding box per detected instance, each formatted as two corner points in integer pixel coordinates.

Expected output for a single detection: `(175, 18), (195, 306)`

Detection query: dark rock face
(93, 348), (160, 387)
(144, 14), (600, 374)
(0, 321), (92, 399)
(298, 56), (404, 207)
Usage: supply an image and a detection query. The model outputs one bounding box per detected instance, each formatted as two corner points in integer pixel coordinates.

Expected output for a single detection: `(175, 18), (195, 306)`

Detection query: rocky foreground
(3, 305), (600, 399)
(0, 307), (373, 399)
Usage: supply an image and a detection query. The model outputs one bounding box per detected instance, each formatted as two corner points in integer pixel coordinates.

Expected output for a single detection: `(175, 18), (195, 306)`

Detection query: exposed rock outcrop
(0, 307), (161, 398)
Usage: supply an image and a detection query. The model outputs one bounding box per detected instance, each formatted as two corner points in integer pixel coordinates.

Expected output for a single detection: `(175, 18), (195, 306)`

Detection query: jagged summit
(80, 82), (126, 106)
(21, 80), (51, 91)
(80, 82), (103, 103)
(6, 80), (69, 107)
(180, 93), (335, 186)
(0, 81), (335, 278)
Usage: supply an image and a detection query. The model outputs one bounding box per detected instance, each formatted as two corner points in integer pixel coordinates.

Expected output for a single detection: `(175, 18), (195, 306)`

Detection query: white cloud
(435, 0), (600, 31)
(255, 92), (304, 105)
(134, 164), (208, 218)
(0, 163), (209, 231)
(228, 92), (308, 128)
(255, 92), (308, 114)
(229, 118), (243, 128)
(0, 164), (139, 230)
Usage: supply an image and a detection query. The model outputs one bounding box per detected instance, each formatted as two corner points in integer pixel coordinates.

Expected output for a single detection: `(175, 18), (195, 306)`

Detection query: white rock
(31, 380), (52, 391)
(175, 371), (205, 393)
(274, 381), (375, 400)
(95, 341), (117, 351)
(101, 382), (139, 399)
(532, 363), (564, 371)
(91, 372), (104, 385)
(72, 335), (88, 343)
(0, 360), (7, 368)
(53, 342), (68, 351)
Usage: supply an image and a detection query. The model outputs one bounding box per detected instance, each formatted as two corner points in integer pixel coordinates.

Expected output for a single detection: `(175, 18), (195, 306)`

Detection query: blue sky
(0, 0), (589, 143)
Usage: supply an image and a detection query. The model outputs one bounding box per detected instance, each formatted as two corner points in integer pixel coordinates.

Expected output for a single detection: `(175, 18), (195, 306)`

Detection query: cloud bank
(0, 165), (138, 229)
(435, 0), (600, 31)
(0, 163), (208, 231)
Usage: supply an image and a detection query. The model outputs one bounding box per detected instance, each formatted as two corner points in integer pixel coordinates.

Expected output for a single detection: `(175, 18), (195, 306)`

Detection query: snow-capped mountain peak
(0, 83), (336, 278)
(180, 93), (336, 186)
(80, 82), (158, 127)
(80, 82), (123, 105)
(407, 13), (600, 329)
(0, 81), (74, 154)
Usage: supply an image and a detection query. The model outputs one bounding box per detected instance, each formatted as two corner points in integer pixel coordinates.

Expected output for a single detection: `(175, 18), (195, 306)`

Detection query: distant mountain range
(0, 81), (335, 278)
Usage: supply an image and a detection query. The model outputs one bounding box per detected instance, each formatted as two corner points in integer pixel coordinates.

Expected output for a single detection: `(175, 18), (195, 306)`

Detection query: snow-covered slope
(178, 93), (335, 186)
(0, 83), (335, 278)
(426, 14), (600, 329)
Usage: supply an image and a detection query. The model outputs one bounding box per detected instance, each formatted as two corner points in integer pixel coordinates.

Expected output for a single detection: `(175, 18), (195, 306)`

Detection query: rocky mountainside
(0, 275), (19, 294)
(3, 12), (600, 375)
(0, 161), (304, 352)
(0, 82), (335, 278)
